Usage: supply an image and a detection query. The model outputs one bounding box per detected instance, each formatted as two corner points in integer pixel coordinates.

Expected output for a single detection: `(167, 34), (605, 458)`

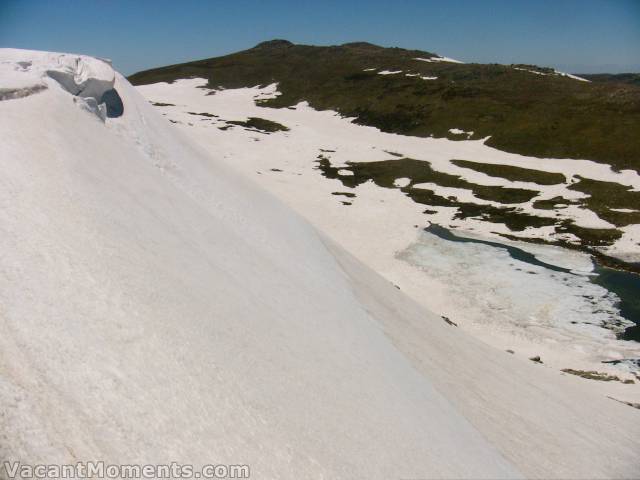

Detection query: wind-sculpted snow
(2, 49), (640, 479)
(0, 48), (122, 120)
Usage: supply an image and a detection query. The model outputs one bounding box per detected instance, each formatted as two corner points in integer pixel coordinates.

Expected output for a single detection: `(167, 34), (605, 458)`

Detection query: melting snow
(513, 66), (590, 82)
(406, 73), (438, 80)
(559, 72), (590, 82)
(393, 177), (411, 188)
(448, 128), (474, 138)
(414, 56), (464, 64)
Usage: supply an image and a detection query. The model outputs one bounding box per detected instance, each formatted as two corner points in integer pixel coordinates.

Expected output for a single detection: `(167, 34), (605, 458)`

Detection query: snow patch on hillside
(448, 128), (474, 137)
(557, 71), (591, 82)
(513, 66), (590, 82)
(406, 73), (438, 80)
(415, 56), (464, 64)
(514, 67), (548, 76)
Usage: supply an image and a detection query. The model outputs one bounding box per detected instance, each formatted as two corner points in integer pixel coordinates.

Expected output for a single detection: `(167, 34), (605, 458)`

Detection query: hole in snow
(46, 64), (121, 120)
(100, 88), (124, 118)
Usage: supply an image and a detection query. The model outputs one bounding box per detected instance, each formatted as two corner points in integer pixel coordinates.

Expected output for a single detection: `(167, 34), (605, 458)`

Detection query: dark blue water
(591, 265), (640, 341)
(424, 224), (640, 341)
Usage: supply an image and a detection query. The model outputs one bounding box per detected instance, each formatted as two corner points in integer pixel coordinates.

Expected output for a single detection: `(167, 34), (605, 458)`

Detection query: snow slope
(136, 78), (640, 389)
(1, 49), (639, 479)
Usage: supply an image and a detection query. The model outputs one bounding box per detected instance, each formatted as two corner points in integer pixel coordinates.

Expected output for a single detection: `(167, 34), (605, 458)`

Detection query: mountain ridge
(129, 39), (640, 172)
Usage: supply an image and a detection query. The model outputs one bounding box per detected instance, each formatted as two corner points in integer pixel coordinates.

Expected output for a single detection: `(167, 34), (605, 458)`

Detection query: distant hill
(130, 40), (640, 172)
(577, 73), (640, 87)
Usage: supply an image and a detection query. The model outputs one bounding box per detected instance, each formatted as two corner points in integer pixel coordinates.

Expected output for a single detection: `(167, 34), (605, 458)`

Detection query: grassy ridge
(226, 117), (289, 132)
(129, 40), (640, 172)
(568, 177), (640, 227)
(451, 160), (566, 185)
(578, 73), (640, 87)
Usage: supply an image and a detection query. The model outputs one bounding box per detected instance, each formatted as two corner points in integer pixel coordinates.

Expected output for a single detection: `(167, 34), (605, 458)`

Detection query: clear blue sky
(1, 0), (638, 75)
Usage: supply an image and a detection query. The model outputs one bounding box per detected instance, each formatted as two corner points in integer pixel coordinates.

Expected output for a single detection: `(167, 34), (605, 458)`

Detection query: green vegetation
(316, 156), (539, 204)
(510, 64), (555, 75)
(451, 159), (566, 185)
(568, 177), (640, 227)
(316, 156), (556, 231)
(556, 220), (623, 247)
(608, 397), (640, 410)
(452, 203), (556, 231)
(578, 73), (640, 87)
(226, 117), (289, 133)
(188, 111), (218, 117)
(332, 191), (356, 198)
(317, 155), (631, 247)
(532, 196), (575, 210)
(562, 369), (635, 384)
(130, 40), (640, 172)
(383, 150), (404, 157)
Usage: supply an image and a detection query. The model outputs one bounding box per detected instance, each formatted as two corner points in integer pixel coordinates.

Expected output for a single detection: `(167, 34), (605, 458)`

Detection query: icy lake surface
(421, 224), (639, 336)
(398, 225), (639, 370)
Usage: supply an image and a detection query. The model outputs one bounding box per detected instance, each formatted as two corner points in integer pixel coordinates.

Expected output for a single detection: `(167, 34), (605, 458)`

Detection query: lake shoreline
(497, 232), (640, 275)
(430, 224), (640, 342)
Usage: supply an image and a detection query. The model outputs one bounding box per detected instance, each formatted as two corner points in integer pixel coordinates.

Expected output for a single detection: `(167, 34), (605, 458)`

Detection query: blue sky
(1, 0), (638, 75)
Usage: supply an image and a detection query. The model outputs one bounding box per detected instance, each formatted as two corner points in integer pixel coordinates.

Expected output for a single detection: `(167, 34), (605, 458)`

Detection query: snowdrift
(0, 49), (638, 479)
